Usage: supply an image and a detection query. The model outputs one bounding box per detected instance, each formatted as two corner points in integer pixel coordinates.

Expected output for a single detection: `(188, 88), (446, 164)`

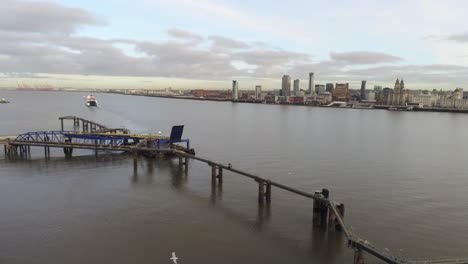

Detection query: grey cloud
(209, 36), (249, 49)
(330, 51), (403, 64)
(0, 2), (465, 87)
(425, 32), (468, 42)
(0, 0), (104, 34)
(167, 28), (203, 41)
(233, 49), (311, 66)
(446, 32), (468, 42)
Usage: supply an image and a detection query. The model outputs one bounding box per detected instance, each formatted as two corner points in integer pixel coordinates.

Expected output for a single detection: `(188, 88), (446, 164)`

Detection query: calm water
(0, 91), (467, 264)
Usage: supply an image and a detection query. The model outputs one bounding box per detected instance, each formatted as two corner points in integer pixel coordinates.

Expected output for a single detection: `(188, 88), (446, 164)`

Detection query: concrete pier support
(265, 180), (271, 203)
(218, 167), (223, 184)
(256, 180), (272, 204)
(258, 180), (265, 204)
(335, 203), (345, 231)
(44, 146), (50, 158)
(178, 156), (188, 171)
(94, 140), (98, 157)
(354, 248), (365, 264)
(211, 165), (216, 184)
(313, 189), (329, 227)
(133, 152), (138, 173)
(211, 164), (222, 185)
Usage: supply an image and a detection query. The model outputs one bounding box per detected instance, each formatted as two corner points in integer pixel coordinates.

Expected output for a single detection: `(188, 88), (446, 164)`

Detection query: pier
(1, 116), (466, 264)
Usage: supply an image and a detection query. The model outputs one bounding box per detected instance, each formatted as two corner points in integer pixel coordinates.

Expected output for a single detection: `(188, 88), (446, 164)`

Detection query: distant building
(374, 85), (382, 102)
(308, 72), (314, 95)
(255, 85), (262, 100)
(326, 83), (334, 93)
(360, 80), (366, 101)
(333, 83), (349, 101)
(409, 94), (436, 107)
(232, 80), (239, 100)
(379, 87), (392, 105)
(315, 84), (326, 94)
(293, 79), (300, 95)
(282, 75), (291, 97)
(316, 91), (332, 105)
(391, 79), (408, 105)
(366, 91), (375, 102)
(453, 88), (463, 99)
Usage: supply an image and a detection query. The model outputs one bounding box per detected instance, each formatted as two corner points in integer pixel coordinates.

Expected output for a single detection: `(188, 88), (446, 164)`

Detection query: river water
(0, 90), (467, 263)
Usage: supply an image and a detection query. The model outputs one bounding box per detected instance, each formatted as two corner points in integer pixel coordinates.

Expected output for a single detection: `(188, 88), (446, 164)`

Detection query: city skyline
(1, 0), (468, 90)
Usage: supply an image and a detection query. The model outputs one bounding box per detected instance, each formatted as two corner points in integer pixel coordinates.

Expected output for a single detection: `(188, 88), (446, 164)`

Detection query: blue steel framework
(13, 130), (190, 151)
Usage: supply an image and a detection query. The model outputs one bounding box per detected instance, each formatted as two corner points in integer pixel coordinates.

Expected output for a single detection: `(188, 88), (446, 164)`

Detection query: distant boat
(85, 95), (97, 107)
(0, 98), (10, 104)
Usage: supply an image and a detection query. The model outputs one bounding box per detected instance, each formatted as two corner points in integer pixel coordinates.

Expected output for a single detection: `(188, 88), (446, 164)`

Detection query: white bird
(170, 252), (178, 264)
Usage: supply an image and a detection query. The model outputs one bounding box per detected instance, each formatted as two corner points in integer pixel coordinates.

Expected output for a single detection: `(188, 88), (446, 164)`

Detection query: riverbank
(104, 91), (468, 114)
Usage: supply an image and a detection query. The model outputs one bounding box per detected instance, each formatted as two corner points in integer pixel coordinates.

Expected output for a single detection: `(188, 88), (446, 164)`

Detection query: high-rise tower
(255, 85), (262, 100)
(232, 80), (239, 100)
(360, 80), (367, 101)
(293, 79), (300, 95)
(308, 72), (314, 95)
(282, 75), (291, 97)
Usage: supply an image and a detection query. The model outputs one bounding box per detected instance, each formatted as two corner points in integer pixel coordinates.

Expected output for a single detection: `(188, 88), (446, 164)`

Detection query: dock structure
(1, 116), (466, 264)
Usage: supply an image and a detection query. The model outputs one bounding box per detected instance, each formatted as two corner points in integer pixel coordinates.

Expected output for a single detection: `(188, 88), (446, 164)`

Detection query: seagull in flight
(170, 252), (178, 264)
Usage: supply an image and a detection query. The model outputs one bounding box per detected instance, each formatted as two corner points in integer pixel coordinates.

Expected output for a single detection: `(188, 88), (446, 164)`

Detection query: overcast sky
(1, 0), (468, 90)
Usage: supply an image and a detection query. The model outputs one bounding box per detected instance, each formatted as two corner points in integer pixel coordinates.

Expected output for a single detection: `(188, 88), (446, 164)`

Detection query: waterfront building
(366, 91), (375, 102)
(390, 78), (409, 105)
(374, 85), (382, 102)
(275, 95), (288, 103)
(282, 75), (291, 97)
(315, 84), (326, 94)
(232, 80), (239, 100)
(333, 83), (350, 101)
(293, 79), (300, 95)
(326, 83), (334, 93)
(453, 88), (463, 99)
(308, 72), (314, 95)
(437, 88), (468, 108)
(379, 87), (392, 105)
(255, 85), (262, 100)
(360, 80), (367, 101)
(409, 94), (436, 107)
(316, 91), (332, 104)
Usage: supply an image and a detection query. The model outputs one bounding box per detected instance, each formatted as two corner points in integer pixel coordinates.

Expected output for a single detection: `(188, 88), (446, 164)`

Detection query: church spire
(400, 79), (404, 88)
(395, 78), (400, 85)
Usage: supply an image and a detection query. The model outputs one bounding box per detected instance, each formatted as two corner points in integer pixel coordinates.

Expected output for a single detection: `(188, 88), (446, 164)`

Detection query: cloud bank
(1, 0), (468, 89)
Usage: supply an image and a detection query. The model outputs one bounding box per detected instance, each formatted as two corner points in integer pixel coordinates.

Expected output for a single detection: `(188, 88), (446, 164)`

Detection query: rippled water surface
(0, 91), (467, 263)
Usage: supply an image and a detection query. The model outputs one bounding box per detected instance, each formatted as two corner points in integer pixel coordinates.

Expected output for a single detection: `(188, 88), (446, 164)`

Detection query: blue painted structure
(12, 127), (190, 152)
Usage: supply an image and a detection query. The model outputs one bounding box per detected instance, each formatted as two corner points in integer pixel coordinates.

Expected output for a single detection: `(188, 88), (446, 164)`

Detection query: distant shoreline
(8, 89), (468, 114)
(103, 90), (468, 114)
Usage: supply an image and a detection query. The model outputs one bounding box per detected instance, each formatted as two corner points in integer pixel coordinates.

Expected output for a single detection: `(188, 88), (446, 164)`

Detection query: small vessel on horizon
(0, 98), (10, 104)
(85, 95), (97, 107)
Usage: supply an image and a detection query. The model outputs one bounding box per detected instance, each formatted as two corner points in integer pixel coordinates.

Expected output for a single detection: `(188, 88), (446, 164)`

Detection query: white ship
(85, 95), (97, 107)
(0, 98), (10, 104)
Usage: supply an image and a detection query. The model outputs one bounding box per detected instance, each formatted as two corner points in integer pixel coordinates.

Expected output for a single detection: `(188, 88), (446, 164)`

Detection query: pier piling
(354, 248), (365, 264)
(258, 180), (265, 204)
(335, 203), (345, 231)
(133, 152), (138, 173)
(265, 180), (272, 203)
(211, 164), (217, 185)
(217, 167), (223, 184)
